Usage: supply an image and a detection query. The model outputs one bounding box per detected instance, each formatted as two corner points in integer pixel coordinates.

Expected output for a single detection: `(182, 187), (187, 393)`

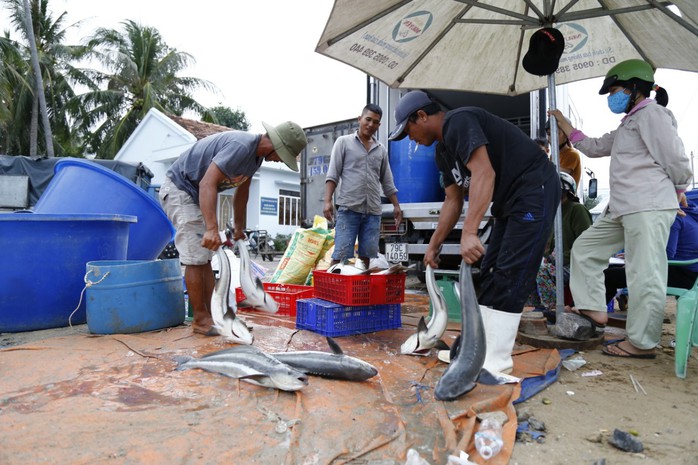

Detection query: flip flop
(602, 340), (656, 359)
(569, 310), (607, 330)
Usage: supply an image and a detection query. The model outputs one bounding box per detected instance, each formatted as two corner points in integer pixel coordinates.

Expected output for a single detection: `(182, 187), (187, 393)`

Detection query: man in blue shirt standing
(324, 104), (402, 269)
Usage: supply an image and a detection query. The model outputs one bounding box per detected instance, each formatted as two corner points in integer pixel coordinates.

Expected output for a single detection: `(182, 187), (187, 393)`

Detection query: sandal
(602, 340), (656, 359)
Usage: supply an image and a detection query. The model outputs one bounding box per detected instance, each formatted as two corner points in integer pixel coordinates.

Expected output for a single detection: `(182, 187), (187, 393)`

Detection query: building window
(279, 189), (300, 226)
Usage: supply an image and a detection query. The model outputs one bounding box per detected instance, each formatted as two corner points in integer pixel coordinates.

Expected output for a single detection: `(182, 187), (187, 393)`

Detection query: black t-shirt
(436, 107), (557, 216)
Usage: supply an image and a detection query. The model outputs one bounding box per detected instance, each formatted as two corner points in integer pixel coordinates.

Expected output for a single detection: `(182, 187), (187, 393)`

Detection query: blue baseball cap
(388, 90), (433, 141)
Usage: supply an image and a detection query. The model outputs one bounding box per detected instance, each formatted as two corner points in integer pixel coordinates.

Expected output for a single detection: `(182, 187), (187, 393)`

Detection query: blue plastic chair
(666, 258), (698, 379)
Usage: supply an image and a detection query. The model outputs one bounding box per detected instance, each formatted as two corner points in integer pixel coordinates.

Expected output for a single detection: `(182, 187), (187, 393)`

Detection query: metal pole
(547, 74), (565, 317)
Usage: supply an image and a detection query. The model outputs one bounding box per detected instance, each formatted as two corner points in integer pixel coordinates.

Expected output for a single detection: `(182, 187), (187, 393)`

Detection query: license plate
(385, 242), (408, 263)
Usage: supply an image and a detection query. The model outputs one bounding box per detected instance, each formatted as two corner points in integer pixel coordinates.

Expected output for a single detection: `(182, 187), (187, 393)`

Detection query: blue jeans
(332, 207), (381, 261)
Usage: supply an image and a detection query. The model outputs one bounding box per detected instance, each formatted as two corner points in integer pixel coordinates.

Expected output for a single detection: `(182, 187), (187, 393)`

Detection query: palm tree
(75, 20), (215, 159)
(1, 0), (87, 156)
(0, 33), (32, 154)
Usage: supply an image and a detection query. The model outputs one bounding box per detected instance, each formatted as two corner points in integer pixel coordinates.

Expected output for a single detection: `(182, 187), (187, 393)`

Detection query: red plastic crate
(295, 298), (401, 336)
(235, 283), (314, 317)
(312, 270), (406, 306)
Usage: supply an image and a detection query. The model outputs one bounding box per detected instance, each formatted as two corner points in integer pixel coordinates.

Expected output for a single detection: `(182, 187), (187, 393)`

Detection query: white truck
(373, 81), (544, 279)
(300, 80), (557, 279)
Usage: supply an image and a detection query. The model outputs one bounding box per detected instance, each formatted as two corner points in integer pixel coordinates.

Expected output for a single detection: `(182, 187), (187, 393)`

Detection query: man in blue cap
(389, 91), (560, 374)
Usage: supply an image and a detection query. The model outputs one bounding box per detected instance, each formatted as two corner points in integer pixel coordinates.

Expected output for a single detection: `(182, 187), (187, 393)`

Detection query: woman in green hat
(549, 59), (692, 358)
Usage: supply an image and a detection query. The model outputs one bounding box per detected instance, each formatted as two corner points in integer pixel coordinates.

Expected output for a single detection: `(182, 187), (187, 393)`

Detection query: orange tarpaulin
(0, 308), (559, 465)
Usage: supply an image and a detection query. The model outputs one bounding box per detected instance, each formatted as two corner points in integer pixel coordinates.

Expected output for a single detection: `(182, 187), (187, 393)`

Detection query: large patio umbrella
(316, 0), (698, 314)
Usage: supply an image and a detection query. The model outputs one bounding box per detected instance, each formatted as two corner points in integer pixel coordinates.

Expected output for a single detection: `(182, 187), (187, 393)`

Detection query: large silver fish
(174, 345), (308, 391)
(236, 239), (279, 313)
(434, 261), (486, 401)
(400, 265), (450, 355)
(369, 263), (413, 275)
(271, 337), (378, 381)
(211, 247), (253, 345)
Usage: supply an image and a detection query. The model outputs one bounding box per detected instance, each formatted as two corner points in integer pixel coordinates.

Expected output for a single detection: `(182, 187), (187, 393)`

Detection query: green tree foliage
(0, 0), (85, 156)
(71, 20), (216, 159)
(208, 105), (249, 131)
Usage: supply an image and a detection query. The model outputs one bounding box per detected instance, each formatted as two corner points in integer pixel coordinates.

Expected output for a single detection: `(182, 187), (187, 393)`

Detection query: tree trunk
(23, 0), (53, 157)
(30, 94), (38, 156)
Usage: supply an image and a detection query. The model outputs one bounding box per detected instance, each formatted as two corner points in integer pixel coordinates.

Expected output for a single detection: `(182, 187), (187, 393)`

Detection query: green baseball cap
(261, 121), (307, 172)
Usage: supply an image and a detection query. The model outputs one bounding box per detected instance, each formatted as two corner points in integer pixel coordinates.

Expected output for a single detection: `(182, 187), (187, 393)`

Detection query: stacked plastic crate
(296, 270), (405, 336)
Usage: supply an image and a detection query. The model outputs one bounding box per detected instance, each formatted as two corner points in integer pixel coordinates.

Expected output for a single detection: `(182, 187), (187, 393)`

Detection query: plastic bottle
(183, 292), (191, 321)
(474, 417), (503, 460)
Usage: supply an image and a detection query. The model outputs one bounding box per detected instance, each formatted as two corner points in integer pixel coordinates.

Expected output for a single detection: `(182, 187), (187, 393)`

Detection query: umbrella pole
(547, 74), (566, 318)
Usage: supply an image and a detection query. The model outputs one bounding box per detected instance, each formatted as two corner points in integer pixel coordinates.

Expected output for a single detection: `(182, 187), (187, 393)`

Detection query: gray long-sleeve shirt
(325, 132), (398, 215)
(571, 100), (691, 219)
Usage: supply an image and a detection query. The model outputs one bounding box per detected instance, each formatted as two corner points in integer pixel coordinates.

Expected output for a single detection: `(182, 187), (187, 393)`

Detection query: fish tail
(173, 355), (194, 369)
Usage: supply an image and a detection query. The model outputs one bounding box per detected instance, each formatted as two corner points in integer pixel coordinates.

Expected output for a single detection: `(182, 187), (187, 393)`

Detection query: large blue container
(389, 139), (444, 203)
(0, 212), (135, 332)
(85, 259), (184, 334)
(34, 159), (175, 260)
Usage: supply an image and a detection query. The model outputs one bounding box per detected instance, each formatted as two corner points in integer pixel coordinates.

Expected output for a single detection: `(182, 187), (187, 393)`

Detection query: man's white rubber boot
(481, 306), (522, 374)
(436, 305), (521, 373)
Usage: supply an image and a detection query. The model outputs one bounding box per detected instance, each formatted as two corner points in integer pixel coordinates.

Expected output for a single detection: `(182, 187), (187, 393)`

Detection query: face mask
(607, 91), (631, 114)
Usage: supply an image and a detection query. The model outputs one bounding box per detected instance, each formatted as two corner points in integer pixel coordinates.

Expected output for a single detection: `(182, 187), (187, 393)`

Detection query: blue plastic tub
(0, 212), (136, 332)
(389, 139), (444, 203)
(33, 159), (175, 260)
(85, 259), (184, 334)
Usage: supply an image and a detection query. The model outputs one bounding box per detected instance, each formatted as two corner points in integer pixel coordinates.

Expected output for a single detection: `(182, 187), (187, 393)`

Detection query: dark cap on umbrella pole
(522, 27), (565, 76)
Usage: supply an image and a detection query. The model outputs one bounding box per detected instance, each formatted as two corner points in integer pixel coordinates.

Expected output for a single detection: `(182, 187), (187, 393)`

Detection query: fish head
(269, 368), (309, 391)
(340, 359), (379, 380)
(399, 316), (435, 355)
(230, 318), (254, 345)
(258, 291), (279, 313)
(399, 332), (433, 356)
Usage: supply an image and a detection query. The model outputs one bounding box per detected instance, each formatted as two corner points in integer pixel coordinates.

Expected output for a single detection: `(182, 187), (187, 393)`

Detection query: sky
(2, 0), (697, 190)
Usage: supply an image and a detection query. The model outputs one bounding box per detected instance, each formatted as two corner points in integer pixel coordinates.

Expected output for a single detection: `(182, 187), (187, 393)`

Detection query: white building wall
(114, 109), (196, 186)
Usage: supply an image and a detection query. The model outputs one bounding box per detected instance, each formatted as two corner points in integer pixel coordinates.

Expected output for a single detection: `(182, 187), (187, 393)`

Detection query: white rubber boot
(481, 306), (522, 374)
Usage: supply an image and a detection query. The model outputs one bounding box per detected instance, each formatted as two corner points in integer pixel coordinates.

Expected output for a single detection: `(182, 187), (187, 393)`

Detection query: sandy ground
(1, 253), (697, 465)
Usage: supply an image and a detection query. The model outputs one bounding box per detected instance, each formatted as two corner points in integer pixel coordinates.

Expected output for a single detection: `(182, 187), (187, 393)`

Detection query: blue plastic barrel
(0, 212), (135, 332)
(85, 259), (185, 334)
(34, 159), (175, 260)
(389, 139), (444, 203)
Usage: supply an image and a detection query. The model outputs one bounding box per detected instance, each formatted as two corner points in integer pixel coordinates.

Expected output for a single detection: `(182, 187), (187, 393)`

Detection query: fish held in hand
(434, 261), (485, 401)
(211, 246), (253, 345)
(400, 265), (450, 355)
(237, 239), (279, 313)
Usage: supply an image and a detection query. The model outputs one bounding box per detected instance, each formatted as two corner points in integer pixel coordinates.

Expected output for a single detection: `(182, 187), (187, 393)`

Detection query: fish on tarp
(400, 265), (450, 355)
(236, 239), (279, 313)
(211, 244), (253, 344)
(174, 345), (308, 391)
(326, 259), (370, 276)
(271, 337), (378, 381)
(434, 261), (486, 401)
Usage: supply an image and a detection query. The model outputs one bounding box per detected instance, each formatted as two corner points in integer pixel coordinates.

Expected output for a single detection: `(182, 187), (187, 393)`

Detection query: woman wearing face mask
(549, 59), (692, 359)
